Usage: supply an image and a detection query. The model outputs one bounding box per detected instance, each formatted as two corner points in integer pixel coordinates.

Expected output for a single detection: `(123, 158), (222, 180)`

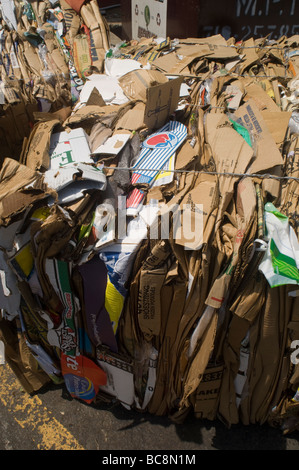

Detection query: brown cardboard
(179, 34), (229, 46)
(174, 173), (218, 250)
(144, 77), (183, 131)
(174, 139), (199, 170)
(0, 158), (52, 226)
(205, 177), (257, 310)
(266, 63), (292, 79)
(80, 0), (109, 72)
(20, 118), (61, 171)
(89, 122), (113, 153)
(152, 45), (212, 75)
(190, 363), (224, 420)
(240, 286), (292, 425)
(147, 281), (188, 416)
(164, 250), (217, 414)
(115, 102), (146, 131)
(0, 101), (37, 167)
(179, 308), (218, 409)
(217, 314), (251, 426)
(118, 69), (168, 102)
(60, 0), (81, 42)
(65, 102), (132, 127)
(243, 81), (280, 112)
(205, 113), (254, 176)
(135, 241), (171, 349)
(151, 51), (183, 74)
(138, 266), (168, 340)
(204, 113), (254, 231)
(180, 42), (240, 61)
(279, 135), (299, 238)
(118, 76), (182, 132)
(0, 317), (51, 393)
(260, 111), (292, 146)
(91, 130), (132, 157)
(234, 99), (284, 173)
(0, 77), (21, 105)
(85, 87), (106, 107)
(238, 38), (260, 73)
(73, 34), (93, 79)
(22, 41), (43, 78)
(222, 81), (244, 110)
(33, 107), (72, 124)
(42, 22), (69, 77)
(1, 16), (299, 433)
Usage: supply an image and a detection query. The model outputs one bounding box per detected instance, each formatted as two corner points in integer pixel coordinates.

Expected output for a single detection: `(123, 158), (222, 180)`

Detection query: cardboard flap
(144, 77), (183, 130)
(119, 69), (168, 102)
(21, 118), (61, 171)
(174, 174), (218, 250)
(234, 99), (284, 173)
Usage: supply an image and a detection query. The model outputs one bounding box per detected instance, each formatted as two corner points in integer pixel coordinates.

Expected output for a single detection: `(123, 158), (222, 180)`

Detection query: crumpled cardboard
(73, 33), (93, 79)
(0, 316), (52, 394)
(119, 69), (168, 102)
(80, 0), (110, 72)
(118, 70), (183, 132)
(20, 118), (62, 171)
(0, 158), (53, 226)
(173, 173), (218, 250)
(234, 99), (284, 173)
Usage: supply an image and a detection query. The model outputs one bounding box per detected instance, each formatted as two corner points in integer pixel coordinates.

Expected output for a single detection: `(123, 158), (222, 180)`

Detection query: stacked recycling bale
(0, 0), (299, 435)
(0, 0), (110, 166)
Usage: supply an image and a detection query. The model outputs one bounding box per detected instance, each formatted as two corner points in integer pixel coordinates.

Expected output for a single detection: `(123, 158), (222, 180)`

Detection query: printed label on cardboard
(193, 364), (224, 419)
(49, 128), (92, 169)
(96, 348), (135, 406)
(234, 99), (283, 173)
(61, 352), (107, 404)
(131, 0), (167, 40)
(138, 268), (166, 338)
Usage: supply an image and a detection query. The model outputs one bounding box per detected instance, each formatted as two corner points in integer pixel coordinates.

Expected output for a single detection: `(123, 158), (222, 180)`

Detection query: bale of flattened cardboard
(0, 13), (299, 434)
(0, 0), (110, 167)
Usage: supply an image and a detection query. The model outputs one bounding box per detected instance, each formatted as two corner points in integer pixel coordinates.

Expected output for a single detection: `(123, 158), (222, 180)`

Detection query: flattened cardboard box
(119, 69), (168, 102)
(191, 363), (224, 420)
(234, 99), (283, 173)
(49, 127), (92, 168)
(144, 77), (183, 130)
(173, 174), (218, 251)
(119, 71), (182, 131)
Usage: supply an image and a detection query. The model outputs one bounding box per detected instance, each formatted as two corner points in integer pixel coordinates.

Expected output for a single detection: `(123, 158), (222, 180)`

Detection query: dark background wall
(121, 0), (299, 41)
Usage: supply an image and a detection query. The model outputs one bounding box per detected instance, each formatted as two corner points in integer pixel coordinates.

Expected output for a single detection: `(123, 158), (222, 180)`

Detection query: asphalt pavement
(1, 362), (299, 452)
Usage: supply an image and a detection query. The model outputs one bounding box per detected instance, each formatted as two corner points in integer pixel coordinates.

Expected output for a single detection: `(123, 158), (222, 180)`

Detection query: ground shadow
(38, 379), (299, 450)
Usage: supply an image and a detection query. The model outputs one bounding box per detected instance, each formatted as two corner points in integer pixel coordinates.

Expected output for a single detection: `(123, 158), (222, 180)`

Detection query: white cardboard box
(49, 128), (92, 169)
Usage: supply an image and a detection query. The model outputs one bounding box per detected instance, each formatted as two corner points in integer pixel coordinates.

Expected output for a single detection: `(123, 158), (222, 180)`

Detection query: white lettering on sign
(201, 0), (299, 40)
(236, 0), (298, 17)
(203, 23), (299, 40)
